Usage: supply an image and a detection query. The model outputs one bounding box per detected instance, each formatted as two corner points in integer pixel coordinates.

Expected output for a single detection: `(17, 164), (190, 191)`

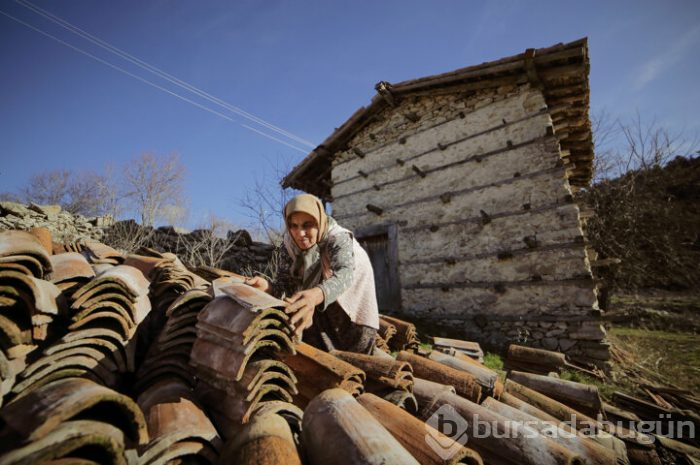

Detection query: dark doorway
(356, 223), (401, 313)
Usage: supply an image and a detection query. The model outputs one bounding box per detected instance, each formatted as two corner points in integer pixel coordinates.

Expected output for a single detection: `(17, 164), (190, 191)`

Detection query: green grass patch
(483, 352), (504, 371)
(560, 369), (616, 400)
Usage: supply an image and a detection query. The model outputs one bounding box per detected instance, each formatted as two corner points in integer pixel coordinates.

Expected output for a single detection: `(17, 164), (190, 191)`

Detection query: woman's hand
(284, 287), (324, 338)
(244, 276), (271, 293)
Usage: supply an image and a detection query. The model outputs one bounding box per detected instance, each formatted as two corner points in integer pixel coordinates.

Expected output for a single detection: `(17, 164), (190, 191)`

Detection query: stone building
(283, 39), (609, 367)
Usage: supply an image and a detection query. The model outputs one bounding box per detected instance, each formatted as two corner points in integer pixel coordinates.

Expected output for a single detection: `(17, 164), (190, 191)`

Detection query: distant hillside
(581, 155), (700, 290)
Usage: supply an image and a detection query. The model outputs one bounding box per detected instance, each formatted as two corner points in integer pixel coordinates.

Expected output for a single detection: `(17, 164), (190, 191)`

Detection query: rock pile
(0, 203), (275, 276)
(0, 202), (111, 243)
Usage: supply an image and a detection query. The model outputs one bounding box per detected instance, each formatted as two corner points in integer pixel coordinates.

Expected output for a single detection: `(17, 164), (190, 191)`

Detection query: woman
(246, 194), (379, 354)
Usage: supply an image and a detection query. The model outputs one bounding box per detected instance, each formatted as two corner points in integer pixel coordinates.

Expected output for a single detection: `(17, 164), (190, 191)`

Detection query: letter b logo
(425, 404), (469, 460)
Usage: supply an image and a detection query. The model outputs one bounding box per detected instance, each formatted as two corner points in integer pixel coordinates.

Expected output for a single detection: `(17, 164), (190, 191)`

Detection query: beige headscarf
(283, 194), (330, 290)
(284, 193), (329, 244)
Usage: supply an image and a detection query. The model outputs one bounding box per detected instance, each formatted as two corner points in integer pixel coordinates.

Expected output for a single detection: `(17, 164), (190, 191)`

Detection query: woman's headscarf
(284, 193), (329, 243)
(283, 194), (329, 290)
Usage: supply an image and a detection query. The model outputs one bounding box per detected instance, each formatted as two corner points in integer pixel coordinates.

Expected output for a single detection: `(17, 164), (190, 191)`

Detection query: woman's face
(288, 212), (319, 250)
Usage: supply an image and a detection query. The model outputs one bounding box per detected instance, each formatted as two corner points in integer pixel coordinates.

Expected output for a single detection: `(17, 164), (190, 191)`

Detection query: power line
(15, 0), (316, 149)
(0, 6), (310, 154)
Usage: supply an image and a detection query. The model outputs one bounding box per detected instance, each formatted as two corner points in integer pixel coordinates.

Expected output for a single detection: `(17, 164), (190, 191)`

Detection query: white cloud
(633, 24), (700, 91)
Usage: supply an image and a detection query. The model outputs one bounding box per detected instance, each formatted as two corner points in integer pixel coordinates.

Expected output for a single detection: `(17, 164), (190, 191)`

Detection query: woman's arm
(316, 232), (354, 309)
(284, 232), (354, 338)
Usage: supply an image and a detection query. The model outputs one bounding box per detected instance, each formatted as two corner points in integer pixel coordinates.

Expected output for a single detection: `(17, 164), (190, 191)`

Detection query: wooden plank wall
(330, 84), (609, 368)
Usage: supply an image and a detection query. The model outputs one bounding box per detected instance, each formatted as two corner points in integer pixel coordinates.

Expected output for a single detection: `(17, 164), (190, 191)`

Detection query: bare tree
(582, 113), (699, 289)
(65, 171), (121, 217)
(240, 156), (300, 244)
(591, 109), (619, 183)
(177, 214), (239, 268)
(591, 110), (696, 182)
(122, 153), (186, 227)
(19, 168), (120, 217)
(21, 169), (71, 206)
(159, 203), (190, 227)
(102, 219), (155, 255)
(96, 163), (123, 218)
(0, 192), (22, 203)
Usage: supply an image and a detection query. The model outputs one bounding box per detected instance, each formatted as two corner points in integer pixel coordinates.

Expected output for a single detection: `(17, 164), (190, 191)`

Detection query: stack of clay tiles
(126, 247), (209, 315)
(135, 286), (213, 391)
(14, 261), (151, 395)
(0, 376), (149, 464)
(0, 230), (61, 406)
(189, 279), (302, 447)
(3, 226), (699, 465)
(380, 314), (420, 351)
(136, 377), (222, 465)
(277, 341), (366, 407)
(0, 230), (151, 463)
(434, 336), (485, 363)
(125, 249), (211, 392)
(331, 349), (418, 413)
(126, 252), (224, 465)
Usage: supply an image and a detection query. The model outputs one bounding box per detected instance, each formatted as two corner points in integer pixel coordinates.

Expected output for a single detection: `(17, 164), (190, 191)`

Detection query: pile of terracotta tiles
(1, 227), (699, 465)
(189, 280), (301, 440)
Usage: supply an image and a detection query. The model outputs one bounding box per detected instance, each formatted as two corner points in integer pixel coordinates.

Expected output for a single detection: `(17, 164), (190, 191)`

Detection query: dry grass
(607, 326), (700, 393)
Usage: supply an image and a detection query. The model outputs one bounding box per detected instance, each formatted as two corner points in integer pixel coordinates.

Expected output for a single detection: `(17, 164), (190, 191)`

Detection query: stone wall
(0, 201), (111, 243)
(330, 84), (610, 368)
(0, 202), (274, 277)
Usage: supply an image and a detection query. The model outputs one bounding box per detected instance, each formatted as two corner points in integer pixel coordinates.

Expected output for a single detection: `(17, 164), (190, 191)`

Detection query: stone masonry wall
(329, 83), (610, 368)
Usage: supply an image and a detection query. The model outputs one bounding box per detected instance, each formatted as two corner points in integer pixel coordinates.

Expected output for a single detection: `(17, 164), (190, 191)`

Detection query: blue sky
(1, 0), (698, 230)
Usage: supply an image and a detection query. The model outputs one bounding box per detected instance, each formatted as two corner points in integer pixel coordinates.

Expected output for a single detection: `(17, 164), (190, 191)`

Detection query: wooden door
(356, 224), (401, 313)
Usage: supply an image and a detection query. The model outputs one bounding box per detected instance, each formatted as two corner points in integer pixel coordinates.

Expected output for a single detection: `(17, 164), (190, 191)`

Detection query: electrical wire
(0, 6), (310, 153)
(15, 0), (316, 149)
